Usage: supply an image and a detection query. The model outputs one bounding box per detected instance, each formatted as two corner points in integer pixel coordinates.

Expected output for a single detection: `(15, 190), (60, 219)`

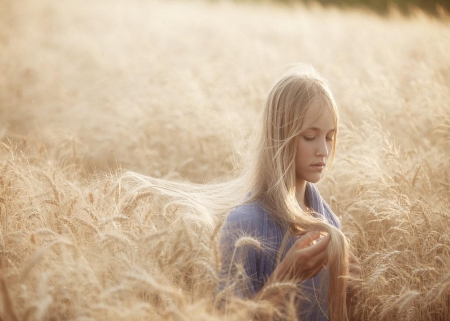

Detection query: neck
(295, 179), (307, 209)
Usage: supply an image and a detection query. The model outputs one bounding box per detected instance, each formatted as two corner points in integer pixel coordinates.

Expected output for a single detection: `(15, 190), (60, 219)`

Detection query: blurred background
(1, 0), (450, 320)
(1, 0), (449, 181)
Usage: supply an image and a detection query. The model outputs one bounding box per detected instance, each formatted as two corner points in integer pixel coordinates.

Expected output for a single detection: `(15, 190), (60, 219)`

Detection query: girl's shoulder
(224, 201), (267, 228)
(223, 201), (285, 240)
(227, 201), (268, 222)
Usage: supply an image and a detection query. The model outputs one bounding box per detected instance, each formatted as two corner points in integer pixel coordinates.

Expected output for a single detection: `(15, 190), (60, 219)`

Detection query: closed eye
(303, 136), (316, 141)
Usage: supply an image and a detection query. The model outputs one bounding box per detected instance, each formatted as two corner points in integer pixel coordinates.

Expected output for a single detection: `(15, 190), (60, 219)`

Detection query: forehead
(301, 99), (336, 131)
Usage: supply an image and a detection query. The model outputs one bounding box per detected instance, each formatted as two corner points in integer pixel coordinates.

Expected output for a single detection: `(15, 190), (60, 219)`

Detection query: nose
(316, 138), (329, 157)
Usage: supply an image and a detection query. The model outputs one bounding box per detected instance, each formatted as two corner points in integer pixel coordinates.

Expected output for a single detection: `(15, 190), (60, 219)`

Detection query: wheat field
(1, 0), (450, 320)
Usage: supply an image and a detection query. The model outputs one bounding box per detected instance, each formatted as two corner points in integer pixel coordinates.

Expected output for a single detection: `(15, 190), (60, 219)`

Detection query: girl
(120, 64), (359, 321)
(216, 65), (356, 321)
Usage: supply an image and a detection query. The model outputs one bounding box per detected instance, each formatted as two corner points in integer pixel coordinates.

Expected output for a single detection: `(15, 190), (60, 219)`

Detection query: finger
(308, 258), (329, 278)
(297, 250), (328, 273)
(309, 250), (328, 268)
(290, 259), (324, 280)
(299, 233), (330, 257)
(295, 231), (321, 249)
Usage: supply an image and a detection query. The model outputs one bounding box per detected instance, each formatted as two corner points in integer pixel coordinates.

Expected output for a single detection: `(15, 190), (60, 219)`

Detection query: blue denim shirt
(218, 183), (340, 321)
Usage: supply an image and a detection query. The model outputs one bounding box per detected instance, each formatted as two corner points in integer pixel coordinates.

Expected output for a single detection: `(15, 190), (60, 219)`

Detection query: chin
(307, 175), (322, 184)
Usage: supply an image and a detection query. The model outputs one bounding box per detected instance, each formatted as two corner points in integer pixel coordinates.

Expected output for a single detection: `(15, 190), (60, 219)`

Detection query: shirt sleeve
(216, 204), (265, 303)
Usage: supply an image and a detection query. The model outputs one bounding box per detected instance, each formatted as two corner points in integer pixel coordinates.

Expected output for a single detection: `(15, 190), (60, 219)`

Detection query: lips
(311, 162), (326, 171)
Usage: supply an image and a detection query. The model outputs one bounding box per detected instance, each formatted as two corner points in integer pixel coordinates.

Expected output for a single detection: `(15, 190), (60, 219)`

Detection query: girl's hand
(254, 231), (329, 303)
(271, 231), (330, 284)
(253, 231), (329, 308)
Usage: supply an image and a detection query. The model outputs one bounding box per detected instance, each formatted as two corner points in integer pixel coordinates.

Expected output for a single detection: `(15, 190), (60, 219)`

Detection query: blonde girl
(120, 64), (359, 321)
(217, 65), (360, 321)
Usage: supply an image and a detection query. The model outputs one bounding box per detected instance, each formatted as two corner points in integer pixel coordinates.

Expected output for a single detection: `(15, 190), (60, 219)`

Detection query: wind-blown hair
(118, 64), (349, 321)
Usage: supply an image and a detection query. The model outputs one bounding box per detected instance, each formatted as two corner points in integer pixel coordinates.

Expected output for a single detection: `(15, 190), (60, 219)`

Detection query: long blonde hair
(250, 64), (349, 321)
(118, 64), (349, 321)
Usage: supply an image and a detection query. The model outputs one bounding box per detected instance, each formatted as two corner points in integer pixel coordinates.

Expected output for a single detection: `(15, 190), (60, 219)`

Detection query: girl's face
(295, 100), (336, 185)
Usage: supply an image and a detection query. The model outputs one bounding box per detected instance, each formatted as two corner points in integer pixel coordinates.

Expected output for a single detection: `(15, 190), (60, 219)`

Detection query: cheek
(296, 141), (312, 162)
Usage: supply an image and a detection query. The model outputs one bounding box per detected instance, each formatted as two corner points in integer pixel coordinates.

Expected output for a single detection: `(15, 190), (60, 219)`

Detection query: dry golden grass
(1, 0), (450, 320)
